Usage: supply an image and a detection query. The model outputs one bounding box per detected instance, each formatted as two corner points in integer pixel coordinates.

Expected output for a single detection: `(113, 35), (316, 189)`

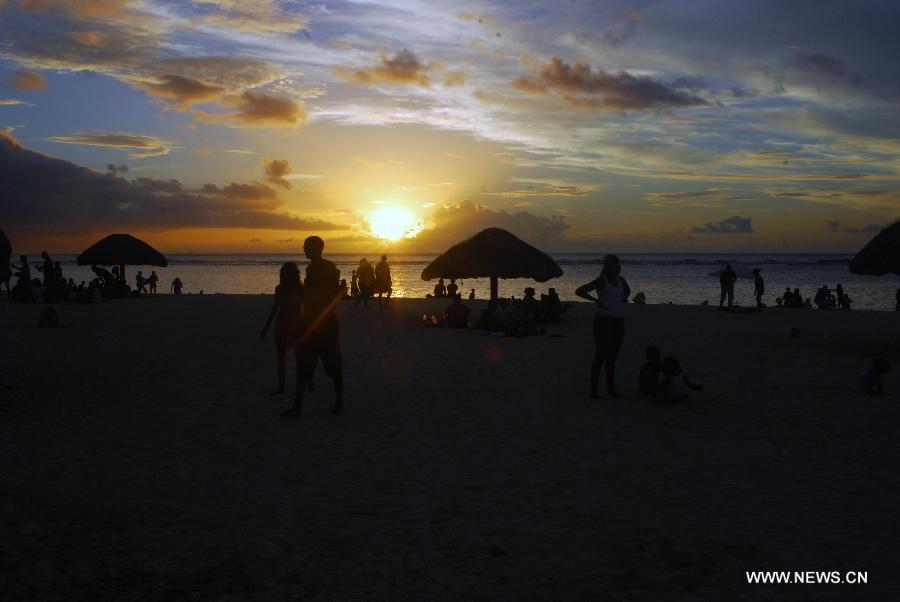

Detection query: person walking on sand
(171, 277), (183, 295)
(752, 268), (764, 309)
(260, 262), (304, 396)
(282, 236), (345, 419)
(374, 254), (392, 308)
(719, 263), (737, 309)
(148, 270), (159, 294)
(355, 258), (375, 308)
(350, 269), (359, 298)
(136, 271), (147, 295)
(576, 254), (631, 399)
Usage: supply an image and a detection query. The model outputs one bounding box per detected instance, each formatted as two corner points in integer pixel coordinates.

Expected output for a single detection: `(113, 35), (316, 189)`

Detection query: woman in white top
(575, 254), (631, 398)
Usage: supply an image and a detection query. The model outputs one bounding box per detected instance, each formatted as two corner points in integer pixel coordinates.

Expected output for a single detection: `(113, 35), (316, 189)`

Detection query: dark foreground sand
(2, 297), (899, 600)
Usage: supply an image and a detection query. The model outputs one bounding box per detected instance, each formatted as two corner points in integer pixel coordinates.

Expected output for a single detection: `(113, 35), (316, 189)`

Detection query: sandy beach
(2, 296), (899, 600)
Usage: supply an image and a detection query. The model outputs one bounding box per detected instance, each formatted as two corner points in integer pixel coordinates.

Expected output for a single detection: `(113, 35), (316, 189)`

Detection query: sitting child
(659, 356), (703, 402)
(858, 358), (890, 395)
(639, 345), (662, 398)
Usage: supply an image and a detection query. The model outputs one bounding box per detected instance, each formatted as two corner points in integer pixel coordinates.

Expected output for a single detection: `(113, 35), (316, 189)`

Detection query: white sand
(2, 297), (899, 600)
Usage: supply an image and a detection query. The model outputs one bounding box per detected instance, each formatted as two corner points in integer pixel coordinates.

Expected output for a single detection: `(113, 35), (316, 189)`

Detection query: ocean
(34, 253), (900, 311)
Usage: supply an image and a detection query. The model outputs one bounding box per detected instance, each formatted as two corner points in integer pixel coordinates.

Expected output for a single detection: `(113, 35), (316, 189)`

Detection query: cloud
(0, 131), (342, 235)
(192, 0), (309, 35)
(8, 69), (46, 91)
(336, 49), (434, 88)
(691, 216), (753, 234)
(50, 132), (175, 158)
(105, 163), (127, 175)
(839, 223), (885, 234)
(822, 219), (840, 232)
(513, 57), (708, 110)
(398, 200), (570, 251)
(788, 49), (849, 77)
(481, 181), (593, 198)
(0, 99), (30, 106)
(194, 91), (305, 127)
(262, 158), (291, 189)
(137, 75), (223, 109)
(69, 30), (107, 47)
(646, 189), (749, 208)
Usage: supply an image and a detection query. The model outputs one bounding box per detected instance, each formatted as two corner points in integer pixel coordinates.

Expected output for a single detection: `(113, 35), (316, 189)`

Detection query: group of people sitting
(777, 283), (852, 310)
(420, 287), (570, 336)
(5, 251), (180, 304)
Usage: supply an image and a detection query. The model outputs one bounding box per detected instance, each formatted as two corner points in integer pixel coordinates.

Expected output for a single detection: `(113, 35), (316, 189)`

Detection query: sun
(369, 206), (420, 241)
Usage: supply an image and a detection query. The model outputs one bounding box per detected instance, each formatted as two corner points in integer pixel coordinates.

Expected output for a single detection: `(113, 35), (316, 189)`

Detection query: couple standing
(261, 236), (344, 418)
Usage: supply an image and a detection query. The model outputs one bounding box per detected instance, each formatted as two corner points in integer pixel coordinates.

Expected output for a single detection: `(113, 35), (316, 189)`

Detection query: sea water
(38, 253), (900, 311)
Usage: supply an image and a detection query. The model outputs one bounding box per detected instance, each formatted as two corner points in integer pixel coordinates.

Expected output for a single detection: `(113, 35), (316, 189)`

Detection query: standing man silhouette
(374, 254), (392, 308)
(282, 236), (345, 419)
(719, 263), (737, 309)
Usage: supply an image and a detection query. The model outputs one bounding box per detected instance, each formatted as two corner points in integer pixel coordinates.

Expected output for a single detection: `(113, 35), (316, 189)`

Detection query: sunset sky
(2, 0), (898, 254)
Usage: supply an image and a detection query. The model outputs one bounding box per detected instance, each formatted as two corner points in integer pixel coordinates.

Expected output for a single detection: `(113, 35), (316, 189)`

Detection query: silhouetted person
(719, 263), (736, 308)
(814, 285), (835, 310)
(355, 258), (374, 308)
(433, 278), (447, 298)
(639, 345), (662, 399)
(541, 287), (567, 322)
(836, 283), (844, 309)
(858, 358), (890, 395)
(90, 264), (113, 290)
(659, 356), (703, 402)
(576, 254), (631, 399)
(444, 294), (470, 328)
(374, 254), (392, 308)
(782, 287), (793, 306)
(350, 269), (359, 298)
(11, 255), (33, 302)
(171, 277), (183, 295)
(136, 271), (147, 294)
(468, 288), (475, 300)
(447, 278), (458, 299)
(35, 251), (54, 286)
(260, 262), (304, 396)
(752, 268), (764, 309)
(148, 270), (159, 294)
(896, 288), (900, 311)
(282, 236), (344, 419)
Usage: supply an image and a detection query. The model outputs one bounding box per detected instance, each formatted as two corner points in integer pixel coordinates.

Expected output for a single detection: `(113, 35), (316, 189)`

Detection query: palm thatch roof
(76, 234), (168, 267)
(421, 228), (562, 282)
(849, 221), (900, 276)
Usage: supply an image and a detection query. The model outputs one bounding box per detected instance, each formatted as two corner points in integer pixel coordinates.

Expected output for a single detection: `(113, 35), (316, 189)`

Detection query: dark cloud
(513, 57), (708, 110)
(263, 158), (292, 189)
(105, 163), (127, 175)
(691, 216), (753, 234)
(822, 219), (840, 232)
(789, 50), (848, 77)
(50, 132), (174, 158)
(0, 131), (341, 235)
(336, 49), (433, 87)
(8, 69), (46, 91)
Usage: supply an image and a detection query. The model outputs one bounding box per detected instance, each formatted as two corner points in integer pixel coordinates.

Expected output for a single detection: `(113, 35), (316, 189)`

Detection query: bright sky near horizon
(1, 0), (898, 254)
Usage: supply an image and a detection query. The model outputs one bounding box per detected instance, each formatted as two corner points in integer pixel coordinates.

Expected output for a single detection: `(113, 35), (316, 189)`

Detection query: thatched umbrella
(849, 221), (900, 275)
(76, 233), (167, 282)
(421, 228), (562, 302)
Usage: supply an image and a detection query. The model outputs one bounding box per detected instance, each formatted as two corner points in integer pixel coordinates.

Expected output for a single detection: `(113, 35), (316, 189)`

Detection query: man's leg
(719, 286), (726, 307)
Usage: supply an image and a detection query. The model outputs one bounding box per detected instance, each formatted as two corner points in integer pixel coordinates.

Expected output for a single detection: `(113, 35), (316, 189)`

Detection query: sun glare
(369, 206), (420, 241)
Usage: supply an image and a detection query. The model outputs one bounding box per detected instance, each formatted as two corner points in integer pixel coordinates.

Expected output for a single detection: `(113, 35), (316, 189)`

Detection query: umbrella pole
(490, 275), (498, 303)
(120, 263), (126, 284)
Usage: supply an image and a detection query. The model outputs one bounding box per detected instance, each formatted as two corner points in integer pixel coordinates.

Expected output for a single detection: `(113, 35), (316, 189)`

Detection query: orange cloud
(336, 49), (433, 87)
(193, 91), (305, 127)
(8, 70), (46, 91)
(262, 158), (292, 188)
(138, 75), (223, 109)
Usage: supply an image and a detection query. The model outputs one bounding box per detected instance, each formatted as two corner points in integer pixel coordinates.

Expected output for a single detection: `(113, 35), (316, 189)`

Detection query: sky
(1, 0), (898, 254)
